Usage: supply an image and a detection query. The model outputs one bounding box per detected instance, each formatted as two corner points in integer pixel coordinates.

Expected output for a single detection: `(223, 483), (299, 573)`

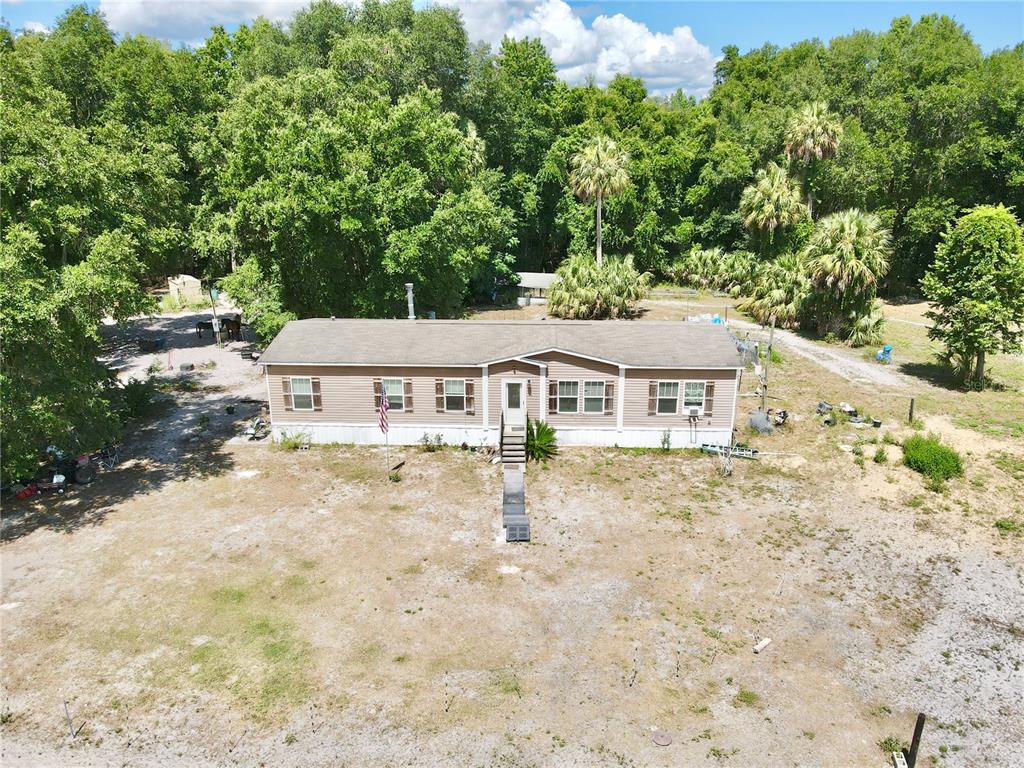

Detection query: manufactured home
(259, 319), (743, 448)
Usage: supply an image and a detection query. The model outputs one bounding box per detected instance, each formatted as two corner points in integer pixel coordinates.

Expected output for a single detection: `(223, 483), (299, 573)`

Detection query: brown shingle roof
(259, 319), (743, 369)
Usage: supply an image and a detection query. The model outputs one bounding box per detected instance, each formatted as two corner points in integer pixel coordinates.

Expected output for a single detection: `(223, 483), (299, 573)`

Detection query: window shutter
(465, 380), (475, 415)
(548, 380), (557, 415)
(604, 381), (614, 415)
(282, 377), (293, 411)
(704, 381), (715, 419)
(435, 379), (444, 412)
(372, 378), (382, 411)
(647, 381), (657, 416)
(403, 379), (414, 412)
(311, 377), (323, 411)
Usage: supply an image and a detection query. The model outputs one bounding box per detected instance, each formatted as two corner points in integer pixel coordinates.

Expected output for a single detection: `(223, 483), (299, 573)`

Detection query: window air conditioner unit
(688, 408), (700, 418)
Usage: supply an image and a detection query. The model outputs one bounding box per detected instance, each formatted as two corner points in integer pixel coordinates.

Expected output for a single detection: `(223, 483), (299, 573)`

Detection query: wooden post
(908, 397), (915, 425)
(904, 712), (926, 768)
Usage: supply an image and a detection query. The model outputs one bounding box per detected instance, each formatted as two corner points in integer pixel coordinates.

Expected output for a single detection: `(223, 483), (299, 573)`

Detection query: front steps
(500, 422), (527, 467)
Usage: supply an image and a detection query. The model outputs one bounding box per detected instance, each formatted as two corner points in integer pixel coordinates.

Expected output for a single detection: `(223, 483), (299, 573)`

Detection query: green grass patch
(902, 433), (963, 483)
(994, 517), (1023, 536)
(186, 582), (312, 720)
(954, 414), (1024, 439)
(878, 735), (906, 753)
(732, 688), (760, 707)
(991, 451), (1024, 480)
(159, 294), (214, 314)
(490, 669), (523, 698)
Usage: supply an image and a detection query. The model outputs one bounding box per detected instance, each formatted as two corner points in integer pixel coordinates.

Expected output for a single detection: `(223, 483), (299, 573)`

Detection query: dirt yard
(2, 304), (1022, 767)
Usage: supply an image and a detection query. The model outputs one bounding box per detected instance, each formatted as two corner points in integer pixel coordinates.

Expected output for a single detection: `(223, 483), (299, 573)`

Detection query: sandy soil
(2, 305), (1022, 768)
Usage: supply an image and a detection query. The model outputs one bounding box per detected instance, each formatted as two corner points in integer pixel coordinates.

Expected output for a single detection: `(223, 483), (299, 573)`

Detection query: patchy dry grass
(2, 301), (1022, 767)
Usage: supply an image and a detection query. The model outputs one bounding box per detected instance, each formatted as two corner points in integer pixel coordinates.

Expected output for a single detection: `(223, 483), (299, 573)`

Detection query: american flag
(378, 390), (389, 433)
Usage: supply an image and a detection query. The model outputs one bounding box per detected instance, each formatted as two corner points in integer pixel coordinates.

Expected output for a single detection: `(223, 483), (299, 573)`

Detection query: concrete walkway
(501, 466), (529, 541)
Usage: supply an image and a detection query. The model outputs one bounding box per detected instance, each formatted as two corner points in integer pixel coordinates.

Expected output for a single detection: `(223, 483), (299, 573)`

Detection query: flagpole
(385, 428), (390, 476)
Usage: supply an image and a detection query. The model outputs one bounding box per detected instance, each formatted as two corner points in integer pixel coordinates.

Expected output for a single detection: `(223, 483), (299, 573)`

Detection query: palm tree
(548, 254), (651, 319)
(736, 252), (811, 327)
(569, 135), (630, 267)
(803, 209), (892, 340)
(784, 102), (843, 218)
(739, 162), (806, 241)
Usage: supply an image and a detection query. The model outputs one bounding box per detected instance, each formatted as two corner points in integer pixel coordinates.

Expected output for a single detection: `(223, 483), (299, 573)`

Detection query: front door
(503, 380), (526, 427)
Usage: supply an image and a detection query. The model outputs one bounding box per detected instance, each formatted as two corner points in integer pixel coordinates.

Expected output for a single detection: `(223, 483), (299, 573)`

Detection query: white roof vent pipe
(405, 283), (415, 320)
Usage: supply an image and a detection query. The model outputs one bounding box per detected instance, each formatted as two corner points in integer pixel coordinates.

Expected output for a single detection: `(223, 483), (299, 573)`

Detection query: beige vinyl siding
(623, 368), (737, 430)
(267, 365), (484, 426)
(486, 359), (541, 428)
(533, 351), (618, 427)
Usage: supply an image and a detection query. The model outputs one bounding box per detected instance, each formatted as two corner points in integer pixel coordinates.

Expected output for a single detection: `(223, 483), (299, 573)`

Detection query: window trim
(557, 380), (580, 414)
(289, 376), (315, 412)
(381, 377), (405, 412)
(655, 380), (679, 415)
(654, 379), (707, 416)
(443, 378), (466, 413)
(682, 381), (706, 413)
(582, 380), (605, 414)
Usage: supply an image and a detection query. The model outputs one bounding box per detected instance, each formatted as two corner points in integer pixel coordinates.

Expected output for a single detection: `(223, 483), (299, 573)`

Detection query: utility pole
(760, 318), (775, 412)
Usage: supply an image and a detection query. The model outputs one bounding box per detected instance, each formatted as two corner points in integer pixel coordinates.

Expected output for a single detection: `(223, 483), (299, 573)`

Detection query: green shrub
(548, 254), (651, 319)
(118, 376), (158, 419)
(526, 419), (558, 462)
(277, 431), (310, 451)
(419, 432), (443, 452)
(736, 252), (810, 327)
(902, 433), (963, 482)
(873, 446), (887, 464)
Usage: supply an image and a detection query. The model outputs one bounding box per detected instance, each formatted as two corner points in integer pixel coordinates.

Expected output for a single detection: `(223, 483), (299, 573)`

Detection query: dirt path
(729, 319), (908, 389)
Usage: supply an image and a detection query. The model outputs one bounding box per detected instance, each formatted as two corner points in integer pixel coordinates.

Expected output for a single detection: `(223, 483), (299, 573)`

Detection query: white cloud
(450, 0), (718, 95)
(91, 0), (716, 94)
(22, 20), (50, 34)
(97, 0), (309, 46)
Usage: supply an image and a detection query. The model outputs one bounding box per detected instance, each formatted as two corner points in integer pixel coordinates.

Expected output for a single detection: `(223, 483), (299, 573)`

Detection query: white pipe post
(405, 283), (415, 320)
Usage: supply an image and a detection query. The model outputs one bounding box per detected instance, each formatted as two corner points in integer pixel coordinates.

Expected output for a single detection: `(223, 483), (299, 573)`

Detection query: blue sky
(4, 1), (1021, 94)
(578, 2), (1022, 55)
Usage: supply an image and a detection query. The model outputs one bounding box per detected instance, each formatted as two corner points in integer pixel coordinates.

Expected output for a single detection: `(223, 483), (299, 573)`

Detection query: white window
(290, 377), (314, 411)
(382, 378), (404, 411)
(657, 381), (679, 414)
(583, 381), (605, 413)
(684, 381), (706, 410)
(444, 379), (465, 411)
(557, 381), (579, 413)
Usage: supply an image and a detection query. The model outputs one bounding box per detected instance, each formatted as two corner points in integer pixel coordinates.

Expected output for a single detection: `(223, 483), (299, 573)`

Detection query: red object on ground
(16, 484), (38, 499)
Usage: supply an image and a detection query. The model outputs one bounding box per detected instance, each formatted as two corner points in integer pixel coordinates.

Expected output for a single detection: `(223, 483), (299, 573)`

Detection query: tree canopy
(2, 2), (1022, 475)
(922, 205), (1024, 386)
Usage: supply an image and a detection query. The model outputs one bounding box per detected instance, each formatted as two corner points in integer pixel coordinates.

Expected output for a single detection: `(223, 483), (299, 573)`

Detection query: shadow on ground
(100, 311), (258, 374)
(2, 312), (267, 542)
(897, 360), (962, 390)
